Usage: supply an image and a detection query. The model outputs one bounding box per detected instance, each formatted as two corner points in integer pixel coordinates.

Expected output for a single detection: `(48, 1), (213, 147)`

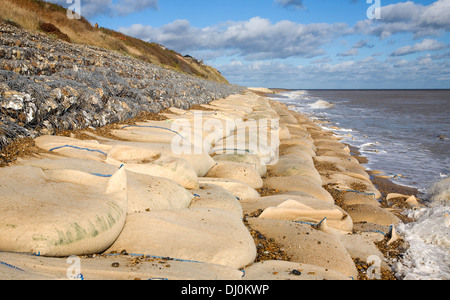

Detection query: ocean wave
(308, 100), (335, 109)
(394, 178), (450, 280)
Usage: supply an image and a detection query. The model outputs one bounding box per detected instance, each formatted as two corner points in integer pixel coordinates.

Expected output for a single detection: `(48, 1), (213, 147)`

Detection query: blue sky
(51, 0), (450, 89)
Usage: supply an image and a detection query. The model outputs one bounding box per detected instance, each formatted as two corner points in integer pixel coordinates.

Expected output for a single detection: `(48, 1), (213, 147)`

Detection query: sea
(269, 89), (450, 280)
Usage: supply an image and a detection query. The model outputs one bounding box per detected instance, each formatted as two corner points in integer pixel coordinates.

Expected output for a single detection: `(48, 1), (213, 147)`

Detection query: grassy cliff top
(0, 0), (229, 84)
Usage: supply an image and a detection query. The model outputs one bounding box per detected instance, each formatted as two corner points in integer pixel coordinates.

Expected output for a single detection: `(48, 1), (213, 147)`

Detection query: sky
(50, 0), (450, 89)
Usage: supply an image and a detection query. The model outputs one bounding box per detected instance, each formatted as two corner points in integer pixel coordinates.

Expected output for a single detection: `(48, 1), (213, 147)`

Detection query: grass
(0, 0), (229, 83)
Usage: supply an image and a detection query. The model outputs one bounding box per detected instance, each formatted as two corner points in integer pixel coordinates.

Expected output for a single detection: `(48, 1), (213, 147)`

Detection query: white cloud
(119, 17), (349, 60)
(391, 39), (447, 56)
(217, 54), (450, 88)
(337, 48), (359, 57)
(355, 0), (450, 38)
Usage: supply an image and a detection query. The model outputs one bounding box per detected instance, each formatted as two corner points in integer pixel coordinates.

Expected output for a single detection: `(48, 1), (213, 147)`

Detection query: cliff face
(0, 20), (244, 150)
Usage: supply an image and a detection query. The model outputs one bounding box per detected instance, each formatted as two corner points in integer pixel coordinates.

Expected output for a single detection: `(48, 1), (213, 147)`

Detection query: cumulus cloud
(119, 17), (349, 60)
(355, 0), (450, 38)
(47, 0), (158, 18)
(353, 39), (374, 49)
(391, 39), (447, 56)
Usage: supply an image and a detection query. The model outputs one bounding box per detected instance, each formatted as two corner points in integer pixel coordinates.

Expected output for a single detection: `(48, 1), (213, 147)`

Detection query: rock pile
(0, 20), (244, 149)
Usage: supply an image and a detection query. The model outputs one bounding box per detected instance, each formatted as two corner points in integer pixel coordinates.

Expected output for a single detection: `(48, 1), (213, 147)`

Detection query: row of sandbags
(0, 91), (396, 280)
(236, 100), (403, 279)
(0, 92), (282, 277)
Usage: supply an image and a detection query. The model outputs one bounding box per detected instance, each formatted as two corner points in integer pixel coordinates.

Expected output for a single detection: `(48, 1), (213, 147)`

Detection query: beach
(0, 88), (422, 281)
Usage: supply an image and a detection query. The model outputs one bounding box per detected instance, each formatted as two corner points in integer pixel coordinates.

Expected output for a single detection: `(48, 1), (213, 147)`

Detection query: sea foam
(308, 100), (335, 109)
(394, 178), (450, 280)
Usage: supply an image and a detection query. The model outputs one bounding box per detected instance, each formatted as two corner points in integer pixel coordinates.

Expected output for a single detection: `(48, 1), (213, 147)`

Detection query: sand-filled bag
(267, 155), (322, 186)
(213, 153), (267, 176)
(109, 120), (199, 145)
(165, 116), (235, 149)
(106, 208), (256, 269)
(258, 199), (353, 233)
(0, 165), (127, 257)
(34, 135), (112, 162)
(321, 173), (382, 200)
(105, 142), (216, 177)
(38, 136), (200, 189)
(314, 155), (363, 171)
(199, 177), (261, 201)
(279, 146), (315, 163)
(211, 133), (279, 165)
(0, 251), (244, 280)
(123, 156), (199, 190)
(344, 204), (401, 226)
(206, 161), (263, 189)
(127, 172), (194, 213)
(263, 175), (334, 204)
(280, 144), (316, 158)
(17, 157), (193, 213)
(189, 183), (243, 217)
(278, 125), (291, 140)
(247, 218), (358, 278)
(280, 137), (316, 152)
(109, 128), (184, 144)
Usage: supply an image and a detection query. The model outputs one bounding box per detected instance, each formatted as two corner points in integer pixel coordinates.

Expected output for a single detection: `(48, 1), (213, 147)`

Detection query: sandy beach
(0, 88), (421, 281)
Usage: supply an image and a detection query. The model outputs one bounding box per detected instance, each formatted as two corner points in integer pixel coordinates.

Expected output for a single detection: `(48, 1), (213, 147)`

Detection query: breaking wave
(308, 100), (335, 109)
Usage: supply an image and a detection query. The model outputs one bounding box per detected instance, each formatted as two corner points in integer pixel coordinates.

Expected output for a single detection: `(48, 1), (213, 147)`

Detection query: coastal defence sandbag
(106, 208), (257, 269)
(267, 155), (322, 186)
(258, 199), (353, 233)
(99, 136), (216, 176)
(123, 156), (199, 190)
(199, 177), (261, 201)
(247, 218), (358, 278)
(321, 173), (382, 200)
(263, 175), (334, 204)
(105, 142), (216, 177)
(213, 153), (267, 176)
(36, 135), (202, 190)
(0, 165), (127, 257)
(127, 172), (194, 213)
(189, 183), (243, 217)
(344, 204), (401, 226)
(0, 251), (244, 280)
(34, 135), (112, 162)
(206, 161), (263, 189)
(17, 157), (194, 213)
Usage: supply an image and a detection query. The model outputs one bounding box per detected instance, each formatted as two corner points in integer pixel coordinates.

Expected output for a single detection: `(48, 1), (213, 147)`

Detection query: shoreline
(0, 89), (421, 280)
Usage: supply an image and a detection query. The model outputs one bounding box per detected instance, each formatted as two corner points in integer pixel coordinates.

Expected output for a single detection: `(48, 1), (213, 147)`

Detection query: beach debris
(387, 225), (400, 245)
(405, 195), (425, 210)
